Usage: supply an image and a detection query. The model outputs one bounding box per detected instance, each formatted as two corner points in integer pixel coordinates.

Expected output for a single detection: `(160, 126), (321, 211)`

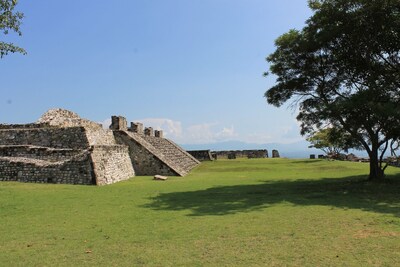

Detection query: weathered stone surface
(272, 150), (280, 158)
(228, 152), (236, 159)
(110, 116), (128, 131)
(144, 127), (154, 137)
(187, 150), (214, 161)
(0, 109), (199, 185)
(154, 130), (163, 138)
(38, 108), (101, 129)
(113, 131), (199, 176)
(91, 145), (134, 185)
(154, 175), (168, 181)
(129, 122), (143, 135)
(212, 150), (268, 159)
(0, 109), (133, 185)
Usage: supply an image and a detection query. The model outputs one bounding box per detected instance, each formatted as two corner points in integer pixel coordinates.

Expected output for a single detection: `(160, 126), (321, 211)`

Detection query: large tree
(265, 0), (400, 180)
(0, 0), (25, 58)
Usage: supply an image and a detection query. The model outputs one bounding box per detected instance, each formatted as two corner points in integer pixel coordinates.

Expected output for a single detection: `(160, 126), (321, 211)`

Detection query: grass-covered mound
(1, 159), (399, 266)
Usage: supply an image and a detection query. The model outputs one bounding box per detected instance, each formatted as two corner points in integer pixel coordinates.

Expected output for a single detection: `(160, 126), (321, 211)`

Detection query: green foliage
(0, 0), (26, 58)
(1, 159), (400, 266)
(265, 0), (400, 180)
(307, 127), (359, 155)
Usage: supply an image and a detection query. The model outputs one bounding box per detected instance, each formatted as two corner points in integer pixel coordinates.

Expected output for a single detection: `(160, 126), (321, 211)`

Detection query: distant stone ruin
(187, 150), (214, 161)
(0, 109), (200, 185)
(210, 150), (268, 160)
(272, 150), (280, 158)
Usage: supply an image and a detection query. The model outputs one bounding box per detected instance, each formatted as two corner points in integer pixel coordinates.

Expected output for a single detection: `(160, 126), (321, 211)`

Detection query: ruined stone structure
(212, 150), (268, 159)
(0, 109), (199, 185)
(187, 150), (214, 161)
(272, 150), (280, 158)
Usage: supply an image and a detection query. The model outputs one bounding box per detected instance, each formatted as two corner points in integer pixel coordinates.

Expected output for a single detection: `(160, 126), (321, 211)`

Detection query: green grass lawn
(1, 159), (399, 266)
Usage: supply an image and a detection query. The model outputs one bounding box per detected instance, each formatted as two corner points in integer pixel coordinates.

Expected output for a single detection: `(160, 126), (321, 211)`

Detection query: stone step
(0, 145), (84, 162)
(143, 136), (199, 174)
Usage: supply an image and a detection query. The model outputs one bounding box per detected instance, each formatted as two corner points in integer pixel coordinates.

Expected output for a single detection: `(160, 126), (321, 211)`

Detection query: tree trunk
(368, 146), (385, 181)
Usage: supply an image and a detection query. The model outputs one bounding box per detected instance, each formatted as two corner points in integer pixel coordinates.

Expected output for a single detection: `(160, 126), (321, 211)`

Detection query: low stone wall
(0, 127), (90, 149)
(90, 145), (135, 185)
(0, 152), (95, 185)
(187, 150), (214, 161)
(213, 150), (268, 159)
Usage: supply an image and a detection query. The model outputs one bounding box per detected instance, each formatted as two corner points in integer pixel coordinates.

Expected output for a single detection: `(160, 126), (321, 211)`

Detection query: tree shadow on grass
(143, 175), (400, 217)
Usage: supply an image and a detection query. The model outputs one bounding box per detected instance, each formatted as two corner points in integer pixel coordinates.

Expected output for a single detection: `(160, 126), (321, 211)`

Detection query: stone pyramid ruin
(0, 109), (200, 185)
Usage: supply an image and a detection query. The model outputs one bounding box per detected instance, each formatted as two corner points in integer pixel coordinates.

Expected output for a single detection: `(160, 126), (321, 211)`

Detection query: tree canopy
(307, 127), (358, 156)
(0, 0), (25, 58)
(265, 0), (400, 180)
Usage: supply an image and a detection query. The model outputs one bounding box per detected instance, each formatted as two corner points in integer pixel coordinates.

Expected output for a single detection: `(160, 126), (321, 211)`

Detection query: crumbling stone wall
(187, 150), (214, 161)
(37, 108), (102, 129)
(0, 151), (95, 184)
(272, 150), (280, 158)
(213, 150), (268, 159)
(0, 127), (90, 149)
(38, 108), (116, 146)
(0, 146), (81, 162)
(90, 145), (135, 185)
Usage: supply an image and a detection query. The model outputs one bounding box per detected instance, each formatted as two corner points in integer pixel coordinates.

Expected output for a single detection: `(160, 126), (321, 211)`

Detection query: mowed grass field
(1, 159), (399, 266)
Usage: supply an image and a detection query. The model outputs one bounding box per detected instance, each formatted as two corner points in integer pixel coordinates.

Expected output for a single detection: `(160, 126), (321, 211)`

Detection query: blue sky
(1, 0), (312, 146)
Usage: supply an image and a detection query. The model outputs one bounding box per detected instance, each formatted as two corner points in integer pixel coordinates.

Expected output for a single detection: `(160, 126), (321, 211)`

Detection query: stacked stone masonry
(211, 150), (269, 159)
(0, 109), (199, 185)
(187, 150), (214, 161)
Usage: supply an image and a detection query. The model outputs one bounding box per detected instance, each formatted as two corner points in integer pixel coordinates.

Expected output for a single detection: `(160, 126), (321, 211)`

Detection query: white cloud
(100, 117), (303, 145)
(184, 123), (218, 144)
(216, 126), (237, 139)
(134, 118), (183, 139)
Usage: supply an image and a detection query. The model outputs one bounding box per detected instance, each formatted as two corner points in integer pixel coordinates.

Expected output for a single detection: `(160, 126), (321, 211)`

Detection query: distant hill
(180, 140), (324, 159)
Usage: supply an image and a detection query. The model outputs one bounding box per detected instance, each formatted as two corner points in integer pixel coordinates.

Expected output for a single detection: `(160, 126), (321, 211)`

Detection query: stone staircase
(143, 136), (200, 175)
(114, 131), (200, 176)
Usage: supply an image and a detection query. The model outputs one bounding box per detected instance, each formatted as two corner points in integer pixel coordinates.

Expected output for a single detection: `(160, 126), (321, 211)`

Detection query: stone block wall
(0, 152), (95, 185)
(186, 150), (214, 161)
(85, 128), (116, 146)
(272, 150), (280, 158)
(0, 123), (52, 129)
(90, 145), (135, 185)
(0, 127), (90, 149)
(0, 146), (82, 162)
(213, 150), (268, 159)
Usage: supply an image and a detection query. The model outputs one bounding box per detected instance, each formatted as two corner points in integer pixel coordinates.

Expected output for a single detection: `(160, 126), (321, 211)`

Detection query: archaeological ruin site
(0, 109), (200, 185)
